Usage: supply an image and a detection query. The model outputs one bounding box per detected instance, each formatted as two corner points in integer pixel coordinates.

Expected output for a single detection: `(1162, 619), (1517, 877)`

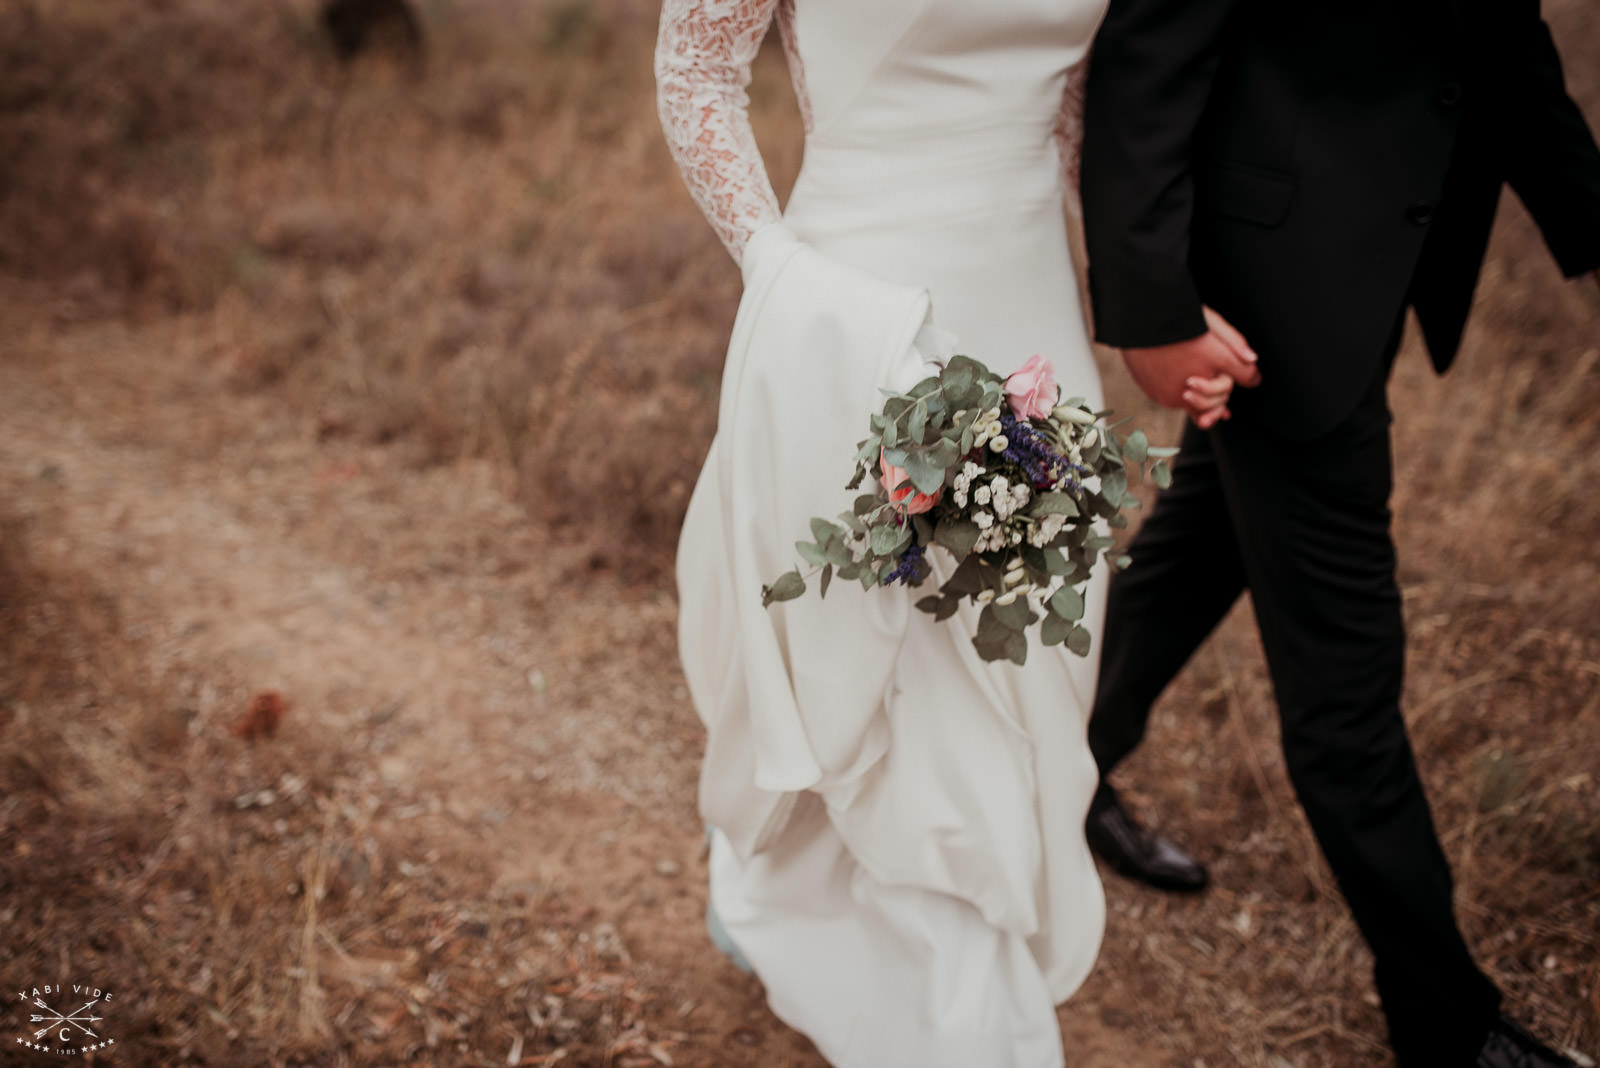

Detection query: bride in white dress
(657, 2), (1113, 1064)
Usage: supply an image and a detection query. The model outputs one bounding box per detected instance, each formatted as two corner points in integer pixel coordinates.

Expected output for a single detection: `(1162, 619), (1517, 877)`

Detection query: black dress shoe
(1477, 1018), (1579, 1067)
(1084, 787), (1209, 894)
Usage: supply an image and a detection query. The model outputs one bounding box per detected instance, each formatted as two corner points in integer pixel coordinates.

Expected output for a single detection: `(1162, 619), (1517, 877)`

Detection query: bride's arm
(1052, 60), (1090, 214)
(655, 0), (784, 267)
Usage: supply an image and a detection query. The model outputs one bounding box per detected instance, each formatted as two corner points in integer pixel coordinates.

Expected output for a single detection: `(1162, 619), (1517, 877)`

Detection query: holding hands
(1119, 306), (1261, 429)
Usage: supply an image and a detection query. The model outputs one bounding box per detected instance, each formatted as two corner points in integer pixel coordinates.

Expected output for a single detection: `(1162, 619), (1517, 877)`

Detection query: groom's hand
(1121, 306), (1261, 429)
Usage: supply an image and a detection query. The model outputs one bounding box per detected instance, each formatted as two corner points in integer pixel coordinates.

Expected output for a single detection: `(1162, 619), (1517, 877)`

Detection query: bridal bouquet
(761, 354), (1174, 665)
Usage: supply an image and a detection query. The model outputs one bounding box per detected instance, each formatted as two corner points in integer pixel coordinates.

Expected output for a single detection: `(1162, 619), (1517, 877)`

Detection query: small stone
(654, 859), (681, 878)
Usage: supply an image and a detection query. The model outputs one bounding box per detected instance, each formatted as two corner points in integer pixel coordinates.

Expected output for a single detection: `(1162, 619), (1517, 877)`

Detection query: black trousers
(1087, 352), (1503, 1064)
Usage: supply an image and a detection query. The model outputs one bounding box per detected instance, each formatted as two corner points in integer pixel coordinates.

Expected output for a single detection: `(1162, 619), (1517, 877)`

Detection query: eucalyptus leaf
(762, 570), (806, 606)
(797, 540), (828, 566)
(948, 382), (982, 410)
(908, 400), (928, 443)
(1041, 613), (1072, 646)
(1066, 625), (1092, 657)
(819, 563), (833, 597)
(1049, 585), (1085, 622)
(940, 356), (979, 390)
(823, 539), (855, 568)
(975, 604), (1012, 645)
(927, 437), (961, 468)
(935, 518), (980, 559)
(904, 452), (945, 495)
(1029, 492), (1081, 518)
(1061, 562), (1088, 585)
(993, 595), (1035, 631)
(870, 522), (912, 558)
(942, 553), (986, 596)
(1101, 468), (1129, 506)
(811, 517), (843, 545)
(1152, 459), (1173, 490)
(1042, 548), (1076, 576)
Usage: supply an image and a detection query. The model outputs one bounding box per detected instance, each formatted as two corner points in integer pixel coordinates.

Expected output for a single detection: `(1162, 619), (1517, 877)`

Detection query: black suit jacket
(1081, 0), (1600, 438)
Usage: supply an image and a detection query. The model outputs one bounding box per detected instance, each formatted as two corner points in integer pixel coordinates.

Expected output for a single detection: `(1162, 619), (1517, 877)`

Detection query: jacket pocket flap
(1206, 164), (1295, 227)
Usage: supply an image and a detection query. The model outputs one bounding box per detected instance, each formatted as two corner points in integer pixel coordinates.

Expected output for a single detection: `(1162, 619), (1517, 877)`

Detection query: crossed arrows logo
(13, 982), (118, 1056)
(28, 995), (103, 1043)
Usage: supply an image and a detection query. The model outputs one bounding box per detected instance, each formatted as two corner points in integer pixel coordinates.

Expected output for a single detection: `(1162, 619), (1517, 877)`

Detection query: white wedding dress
(657, 2), (1109, 1065)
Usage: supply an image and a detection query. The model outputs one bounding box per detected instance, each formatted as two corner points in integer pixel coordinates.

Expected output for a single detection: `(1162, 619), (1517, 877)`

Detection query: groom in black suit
(1078, 1), (1600, 1065)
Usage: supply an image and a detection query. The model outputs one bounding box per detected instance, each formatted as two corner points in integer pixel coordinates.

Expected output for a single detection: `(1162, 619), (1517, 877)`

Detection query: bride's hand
(1183, 372), (1235, 429)
(1120, 305), (1259, 428)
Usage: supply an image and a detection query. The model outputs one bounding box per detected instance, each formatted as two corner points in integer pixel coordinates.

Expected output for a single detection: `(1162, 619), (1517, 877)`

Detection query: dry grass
(0, 0), (1596, 1065)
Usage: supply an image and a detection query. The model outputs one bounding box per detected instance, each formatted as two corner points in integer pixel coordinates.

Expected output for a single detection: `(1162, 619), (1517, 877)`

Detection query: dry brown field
(1, 1), (1597, 1065)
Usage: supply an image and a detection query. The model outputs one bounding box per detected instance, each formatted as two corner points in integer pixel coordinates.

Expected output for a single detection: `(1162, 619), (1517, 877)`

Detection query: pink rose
(880, 448), (941, 515)
(1005, 354), (1058, 421)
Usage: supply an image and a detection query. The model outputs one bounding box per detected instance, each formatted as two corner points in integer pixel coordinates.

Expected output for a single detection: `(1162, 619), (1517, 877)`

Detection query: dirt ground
(1, 1), (1598, 1066)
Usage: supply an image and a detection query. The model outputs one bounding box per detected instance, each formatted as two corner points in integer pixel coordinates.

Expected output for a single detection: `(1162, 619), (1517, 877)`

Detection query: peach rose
(880, 449), (941, 515)
(1005, 354), (1058, 421)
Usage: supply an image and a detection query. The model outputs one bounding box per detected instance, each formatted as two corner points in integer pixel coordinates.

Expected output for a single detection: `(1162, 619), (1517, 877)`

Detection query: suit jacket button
(1437, 82), (1464, 108)
(1406, 201), (1435, 226)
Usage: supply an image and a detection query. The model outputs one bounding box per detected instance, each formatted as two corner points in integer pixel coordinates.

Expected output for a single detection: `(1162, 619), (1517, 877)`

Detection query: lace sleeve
(1053, 59), (1089, 216)
(655, 0), (784, 265)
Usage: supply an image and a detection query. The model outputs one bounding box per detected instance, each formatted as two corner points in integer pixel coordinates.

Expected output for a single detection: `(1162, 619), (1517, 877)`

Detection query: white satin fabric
(668, 1), (1110, 1065)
